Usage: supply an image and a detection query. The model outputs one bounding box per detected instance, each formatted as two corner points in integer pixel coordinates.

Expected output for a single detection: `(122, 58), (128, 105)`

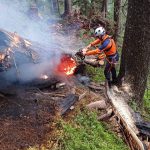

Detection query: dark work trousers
(104, 52), (119, 82)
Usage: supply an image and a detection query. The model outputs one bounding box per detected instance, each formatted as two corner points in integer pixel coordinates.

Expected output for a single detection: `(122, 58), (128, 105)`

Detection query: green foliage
(107, 0), (114, 20)
(143, 89), (150, 120)
(86, 65), (105, 82)
(129, 100), (139, 112)
(59, 111), (129, 150)
(73, 0), (103, 16)
(128, 90), (150, 121)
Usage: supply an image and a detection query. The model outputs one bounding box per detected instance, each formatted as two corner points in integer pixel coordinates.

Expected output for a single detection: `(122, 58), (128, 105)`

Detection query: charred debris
(0, 29), (150, 150)
(0, 28), (89, 149)
(0, 28), (89, 115)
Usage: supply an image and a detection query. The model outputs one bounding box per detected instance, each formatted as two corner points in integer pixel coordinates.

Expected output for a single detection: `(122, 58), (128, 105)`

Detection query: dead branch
(86, 100), (107, 110)
(98, 109), (113, 121)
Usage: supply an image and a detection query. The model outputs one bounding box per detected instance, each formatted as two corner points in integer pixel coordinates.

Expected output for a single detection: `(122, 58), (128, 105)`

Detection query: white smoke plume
(0, 0), (52, 45)
(0, 0), (85, 85)
(0, 0), (63, 84)
(0, 0), (83, 51)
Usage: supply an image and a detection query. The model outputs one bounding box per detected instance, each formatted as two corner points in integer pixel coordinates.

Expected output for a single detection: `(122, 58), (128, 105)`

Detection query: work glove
(82, 49), (87, 55)
(81, 47), (88, 55)
(86, 44), (92, 49)
(81, 44), (91, 55)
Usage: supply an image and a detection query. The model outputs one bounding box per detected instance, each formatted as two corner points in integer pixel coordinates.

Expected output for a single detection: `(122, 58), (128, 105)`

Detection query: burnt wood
(136, 122), (150, 138)
(58, 94), (79, 115)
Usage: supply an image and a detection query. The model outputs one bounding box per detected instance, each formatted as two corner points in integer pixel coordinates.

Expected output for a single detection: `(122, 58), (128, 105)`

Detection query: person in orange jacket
(82, 27), (119, 87)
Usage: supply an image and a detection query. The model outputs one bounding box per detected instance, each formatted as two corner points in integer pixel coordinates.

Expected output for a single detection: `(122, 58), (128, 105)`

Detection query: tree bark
(63, 0), (72, 16)
(114, 0), (121, 45)
(118, 0), (150, 105)
(101, 0), (107, 18)
(49, 0), (59, 15)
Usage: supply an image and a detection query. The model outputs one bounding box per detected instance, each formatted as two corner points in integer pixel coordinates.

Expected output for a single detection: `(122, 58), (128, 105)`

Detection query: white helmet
(95, 27), (106, 37)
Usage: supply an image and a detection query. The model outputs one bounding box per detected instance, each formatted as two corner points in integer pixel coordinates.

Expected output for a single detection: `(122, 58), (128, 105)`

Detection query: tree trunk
(114, 0), (121, 45)
(49, 0), (59, 15)
(63, 0), (72, 16)
(101, 0), (107, 18)
(118, 0), (150, 105)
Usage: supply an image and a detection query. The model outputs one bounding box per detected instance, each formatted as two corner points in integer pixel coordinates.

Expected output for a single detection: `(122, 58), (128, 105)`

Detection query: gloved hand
(86, 44), (91, 49)
(81, 44), (91, 55)
(82, 48), (87, 55)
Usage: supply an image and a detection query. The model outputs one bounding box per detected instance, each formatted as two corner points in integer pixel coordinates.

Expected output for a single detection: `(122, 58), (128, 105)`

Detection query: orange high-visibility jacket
(86, 34), (116, 57)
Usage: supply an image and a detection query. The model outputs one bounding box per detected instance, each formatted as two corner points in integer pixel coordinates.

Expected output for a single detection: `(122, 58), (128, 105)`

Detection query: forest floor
(0, 19), (149, 150)
(0, 77), (129, 150)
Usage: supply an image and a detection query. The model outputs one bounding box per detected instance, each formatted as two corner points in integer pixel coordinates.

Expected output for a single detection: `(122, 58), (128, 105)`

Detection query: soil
(0, 77), (108, 150)
(0, 81), (70, 150)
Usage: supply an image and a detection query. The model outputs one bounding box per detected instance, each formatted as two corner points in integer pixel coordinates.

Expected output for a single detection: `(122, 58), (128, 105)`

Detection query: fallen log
(133, 112), (150, 139)
(84, 58), (104, 67)
(57, 94), (79, 115)
(86, 100), (107, 110)
(98, 109), (113, 121)
(79, 92), (87, 100)
(25, 77), (60, 89)
(106, 83), (147, 150)
(87, 82), (105, 91)
(136, 122), (150, 138)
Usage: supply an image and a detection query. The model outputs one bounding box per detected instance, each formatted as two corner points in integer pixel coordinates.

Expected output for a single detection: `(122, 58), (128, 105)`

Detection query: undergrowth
(143, 89), (150, 121)
(129, 92), (150, 121)
(58, 110), (129, 150)
(86, 65), (105, 82)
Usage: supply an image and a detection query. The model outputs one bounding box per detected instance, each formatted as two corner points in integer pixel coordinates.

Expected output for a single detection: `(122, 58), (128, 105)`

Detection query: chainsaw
(75, 48), (106, 67)
(75, 49), (85, 61)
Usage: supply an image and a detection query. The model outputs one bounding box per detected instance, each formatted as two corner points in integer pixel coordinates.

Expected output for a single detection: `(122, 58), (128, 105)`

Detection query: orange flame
(56, 55), (77, 76)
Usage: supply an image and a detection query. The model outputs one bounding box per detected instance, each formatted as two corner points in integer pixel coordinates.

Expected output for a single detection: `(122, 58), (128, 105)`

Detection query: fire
(56, 54), (77, 76)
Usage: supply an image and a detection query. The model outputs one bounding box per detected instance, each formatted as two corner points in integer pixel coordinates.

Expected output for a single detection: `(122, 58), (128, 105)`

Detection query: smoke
(0, 0), (84, 51)
(0, 0), (52, 45)
(0, 0), (63, 84)
(0, 0), (85, 85)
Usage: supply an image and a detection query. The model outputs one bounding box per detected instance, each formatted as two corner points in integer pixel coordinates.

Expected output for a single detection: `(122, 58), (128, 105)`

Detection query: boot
(111, 78), (118, 85)
(108, 80), (112, 88)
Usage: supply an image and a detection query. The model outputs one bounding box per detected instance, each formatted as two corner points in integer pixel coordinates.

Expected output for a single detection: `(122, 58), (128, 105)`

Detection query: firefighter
(82, 26), (119, 87)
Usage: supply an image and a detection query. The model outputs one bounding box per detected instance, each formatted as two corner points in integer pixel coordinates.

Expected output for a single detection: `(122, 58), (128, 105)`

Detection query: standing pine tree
(114, 0), (121, 45)
(101, 0), (107, 18)
(118, 0), (150, 105)
(64, 0), (72, 16)
(49, 0), (59, 15)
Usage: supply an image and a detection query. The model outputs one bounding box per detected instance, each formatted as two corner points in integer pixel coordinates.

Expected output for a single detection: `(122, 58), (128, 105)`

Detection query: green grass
(86, 65), (105, 82)
(59, 111), (129, 150)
